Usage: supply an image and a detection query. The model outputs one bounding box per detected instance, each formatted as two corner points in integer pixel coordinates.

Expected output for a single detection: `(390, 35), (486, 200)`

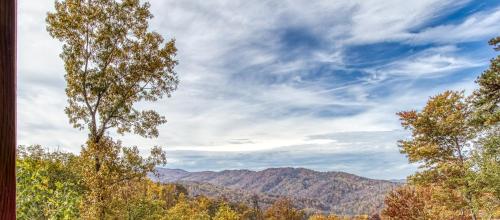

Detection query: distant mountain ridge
(154, 167), (401, 215)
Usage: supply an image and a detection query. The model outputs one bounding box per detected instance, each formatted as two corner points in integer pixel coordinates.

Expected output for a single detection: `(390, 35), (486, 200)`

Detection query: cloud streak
(18, 0), (499, 179)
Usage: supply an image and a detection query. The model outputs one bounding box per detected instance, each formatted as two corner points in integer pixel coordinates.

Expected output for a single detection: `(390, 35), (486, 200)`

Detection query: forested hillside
(155, 168), (399, 215)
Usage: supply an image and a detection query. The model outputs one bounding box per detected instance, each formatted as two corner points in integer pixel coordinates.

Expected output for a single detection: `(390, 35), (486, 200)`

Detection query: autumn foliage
(14, 0), (499, 218)
(382, 37), (499, 219)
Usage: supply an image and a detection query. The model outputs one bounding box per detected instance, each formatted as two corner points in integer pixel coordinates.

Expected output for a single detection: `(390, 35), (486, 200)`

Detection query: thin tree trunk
(0, 0), (17, 219)
(92, 139), (106, 220)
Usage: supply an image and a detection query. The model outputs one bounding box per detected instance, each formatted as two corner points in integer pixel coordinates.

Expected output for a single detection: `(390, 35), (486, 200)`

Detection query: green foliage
(469, 132), (500, 218)
(470, 37), (500, 127)
(467, 36), (500, 218)
(16, 145), (84, 220)
(16, 144), (193, 220)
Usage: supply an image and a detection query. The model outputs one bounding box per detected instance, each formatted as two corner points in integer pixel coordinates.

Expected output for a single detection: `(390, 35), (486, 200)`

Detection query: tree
(470, 37), (499, 127)
(105, 180), (187, 220)
(381, 186), (432, 220)
(46, 0), (178, 145)
(214, 203), (240, 220)
(242, 194), (264, 220)
(46, 0), (178, 218)
(264, 198), (305, 220)
(397, 91), (476, 218)
(78, 137), (166, 219)
(468, 36), (500, 219)
(165, 194), (211, 220)
(390, 37), (500, 219)
(469, 133), (500, 219)
(16, 145), (84, 220)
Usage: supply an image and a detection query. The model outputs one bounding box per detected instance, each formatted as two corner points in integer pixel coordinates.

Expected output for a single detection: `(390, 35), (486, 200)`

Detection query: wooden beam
(0, 0), (16, 219)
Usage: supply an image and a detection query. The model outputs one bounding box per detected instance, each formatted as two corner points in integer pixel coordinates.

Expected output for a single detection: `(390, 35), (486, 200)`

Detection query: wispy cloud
(369, 46), (482, 79)
(18, 0), (499, 179)
(409, 7), (500, 44)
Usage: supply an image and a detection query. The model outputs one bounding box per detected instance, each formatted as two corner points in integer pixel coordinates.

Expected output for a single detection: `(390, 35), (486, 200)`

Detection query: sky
(18, 0), (500, 179)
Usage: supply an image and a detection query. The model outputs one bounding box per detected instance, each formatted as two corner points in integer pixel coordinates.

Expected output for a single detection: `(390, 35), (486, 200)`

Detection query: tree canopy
(46, 0), (178, 144)
(384, 36), (500, 219)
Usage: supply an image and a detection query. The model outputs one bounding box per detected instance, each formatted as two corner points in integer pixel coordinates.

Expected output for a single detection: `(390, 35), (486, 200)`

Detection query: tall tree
(46, 0), (178, 218)
(46, 0), (178, 146)
(468, 37), (500, 218)
(470, 37), (500, 127)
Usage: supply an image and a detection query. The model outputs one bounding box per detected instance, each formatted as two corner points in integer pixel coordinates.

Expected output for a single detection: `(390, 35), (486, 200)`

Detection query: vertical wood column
(0, 0), (17, 219)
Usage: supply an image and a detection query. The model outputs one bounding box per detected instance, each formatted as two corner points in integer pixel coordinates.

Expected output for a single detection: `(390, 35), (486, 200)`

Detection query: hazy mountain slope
(155, 167), (400, 215)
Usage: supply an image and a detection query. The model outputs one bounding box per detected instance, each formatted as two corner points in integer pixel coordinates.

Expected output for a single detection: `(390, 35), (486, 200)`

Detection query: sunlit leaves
(16, 146), (84, 220)
(47, 0), (178, 141)
(390, 36), (500, 219)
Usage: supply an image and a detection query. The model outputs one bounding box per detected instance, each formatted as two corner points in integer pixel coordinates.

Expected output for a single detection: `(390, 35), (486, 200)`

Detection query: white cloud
(410, 7), (500, 44)
(346, 0), (469, 44)
(18, 0), (497, 178)
(370, 46), (482, 78)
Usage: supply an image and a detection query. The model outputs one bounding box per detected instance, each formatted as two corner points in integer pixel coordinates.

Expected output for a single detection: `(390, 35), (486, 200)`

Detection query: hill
(153, 167), (400, 215)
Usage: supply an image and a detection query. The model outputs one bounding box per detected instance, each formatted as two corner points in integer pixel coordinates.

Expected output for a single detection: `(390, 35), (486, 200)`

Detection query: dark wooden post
(0, 0), (17, 219)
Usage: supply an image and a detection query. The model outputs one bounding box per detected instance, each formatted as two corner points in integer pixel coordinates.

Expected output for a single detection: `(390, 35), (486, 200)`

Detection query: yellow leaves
(47, 0), (179, 142)
(165, 194), (211, 220)
(396, 110), (417, 129)
(397, 90), (471, 170)
(78, 136), (169, 219)
(213, 203), (240, 220)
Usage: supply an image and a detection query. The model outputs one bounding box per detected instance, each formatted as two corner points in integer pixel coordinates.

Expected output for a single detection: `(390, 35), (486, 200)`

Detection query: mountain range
(153, 167), (401, 215)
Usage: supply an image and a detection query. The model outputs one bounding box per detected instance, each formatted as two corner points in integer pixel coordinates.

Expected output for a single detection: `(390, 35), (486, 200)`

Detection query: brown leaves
(264, 198), (305, 220)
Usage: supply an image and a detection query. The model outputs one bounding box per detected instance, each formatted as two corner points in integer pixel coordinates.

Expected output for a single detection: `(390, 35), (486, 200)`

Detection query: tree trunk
(91, 138), (107, 220)
(0, 0), (17, 219)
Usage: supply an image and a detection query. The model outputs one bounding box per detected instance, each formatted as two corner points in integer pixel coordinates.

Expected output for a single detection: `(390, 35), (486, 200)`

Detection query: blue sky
(18, 0), (499, 179)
